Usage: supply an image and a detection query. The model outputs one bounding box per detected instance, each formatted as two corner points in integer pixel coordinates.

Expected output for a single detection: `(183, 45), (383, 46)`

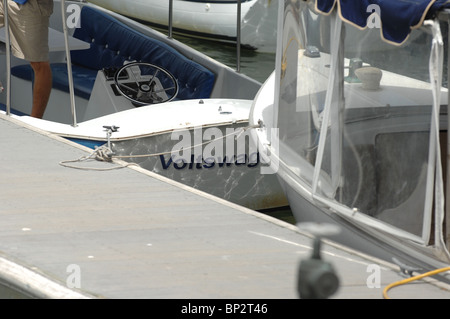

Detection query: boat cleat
(392, 257), (422, 278)
(103, 125), (120, 151)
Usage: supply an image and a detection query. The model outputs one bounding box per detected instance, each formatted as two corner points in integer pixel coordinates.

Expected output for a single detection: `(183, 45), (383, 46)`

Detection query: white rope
(111, 124), (260, 160)
(59, 145), (137, 171)
(59, 124), (261, 170)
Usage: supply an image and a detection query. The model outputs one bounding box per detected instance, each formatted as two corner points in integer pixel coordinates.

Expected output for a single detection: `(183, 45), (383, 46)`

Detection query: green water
(260, 206), (296, 225)
(164, 32), (276, 83)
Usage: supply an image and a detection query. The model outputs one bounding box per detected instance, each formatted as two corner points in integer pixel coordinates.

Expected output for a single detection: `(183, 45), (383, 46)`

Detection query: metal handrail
(236, 0), (241, 73)
(61, 0), (77, 127)
(3, 0), (11, 116)
(168, 0), (173, 39)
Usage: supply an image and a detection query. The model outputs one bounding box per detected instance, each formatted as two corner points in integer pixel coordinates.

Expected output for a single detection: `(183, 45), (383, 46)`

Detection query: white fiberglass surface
(274, 1), (448, 243)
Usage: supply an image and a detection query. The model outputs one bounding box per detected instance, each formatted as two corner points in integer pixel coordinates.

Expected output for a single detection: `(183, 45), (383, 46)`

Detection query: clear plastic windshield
(276, 1), (448, 240)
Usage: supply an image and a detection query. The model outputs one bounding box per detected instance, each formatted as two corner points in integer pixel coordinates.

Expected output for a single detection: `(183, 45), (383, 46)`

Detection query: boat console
(9, 5), (216, 123)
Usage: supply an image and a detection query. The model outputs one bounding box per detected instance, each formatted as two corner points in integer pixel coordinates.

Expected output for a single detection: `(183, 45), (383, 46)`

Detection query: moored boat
(250, 0), (450, 280)
(0, 0), (288, 211)
(87, 0), (278, 53)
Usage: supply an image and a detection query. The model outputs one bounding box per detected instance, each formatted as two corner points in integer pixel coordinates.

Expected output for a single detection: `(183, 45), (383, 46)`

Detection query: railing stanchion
(236, 0), (241, 73)
(168, 0), (173, 39)
(61, 0), (77, 127)
(3, 0), (11, 115)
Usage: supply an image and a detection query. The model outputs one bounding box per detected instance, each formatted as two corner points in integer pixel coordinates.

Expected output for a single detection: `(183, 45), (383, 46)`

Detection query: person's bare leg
(30, 61), (52, 119)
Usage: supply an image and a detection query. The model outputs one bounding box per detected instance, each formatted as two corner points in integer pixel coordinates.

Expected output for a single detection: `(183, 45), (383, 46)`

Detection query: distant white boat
(87, 0), (278, 53)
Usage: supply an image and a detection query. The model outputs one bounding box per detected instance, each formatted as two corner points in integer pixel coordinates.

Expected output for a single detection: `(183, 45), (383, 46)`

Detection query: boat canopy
(316, 0), (450, 44)
(270, 0), (450, 259)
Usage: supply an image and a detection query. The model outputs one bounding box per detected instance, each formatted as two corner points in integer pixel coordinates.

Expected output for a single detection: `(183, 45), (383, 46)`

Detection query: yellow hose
(383, 267), (450, 299)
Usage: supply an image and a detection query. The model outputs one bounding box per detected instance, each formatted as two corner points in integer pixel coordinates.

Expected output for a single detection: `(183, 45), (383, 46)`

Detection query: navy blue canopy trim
(315, 0), (450, 44)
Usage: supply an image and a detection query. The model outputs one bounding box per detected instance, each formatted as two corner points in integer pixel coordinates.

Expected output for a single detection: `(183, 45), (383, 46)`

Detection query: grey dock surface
(0, 113), (449, 300)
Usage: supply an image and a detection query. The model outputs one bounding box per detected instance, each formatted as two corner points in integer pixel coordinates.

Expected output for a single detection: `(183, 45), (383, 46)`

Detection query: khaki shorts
(0, 0), (53, 62)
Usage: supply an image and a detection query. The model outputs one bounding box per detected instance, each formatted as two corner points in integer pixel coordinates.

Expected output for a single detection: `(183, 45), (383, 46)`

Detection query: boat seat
(11, 63), (96, 100)
(11, 5), (216, 101)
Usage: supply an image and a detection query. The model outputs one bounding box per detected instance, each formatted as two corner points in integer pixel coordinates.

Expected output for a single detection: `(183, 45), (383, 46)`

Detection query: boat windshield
(275, 1), (448, 243)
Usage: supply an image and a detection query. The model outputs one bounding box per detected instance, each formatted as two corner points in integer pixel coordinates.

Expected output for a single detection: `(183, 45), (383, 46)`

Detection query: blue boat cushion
(316, 0), (450, 44)
(11, 63), (97, 100)
(11, 5), (216, 101)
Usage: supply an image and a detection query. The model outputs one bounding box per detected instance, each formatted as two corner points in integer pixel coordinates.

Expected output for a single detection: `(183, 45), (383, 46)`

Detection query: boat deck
(0, 113), (449, 300)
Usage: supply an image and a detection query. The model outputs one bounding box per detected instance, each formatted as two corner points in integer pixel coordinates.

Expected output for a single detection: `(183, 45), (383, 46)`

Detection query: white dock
(0, 113), (449, 301)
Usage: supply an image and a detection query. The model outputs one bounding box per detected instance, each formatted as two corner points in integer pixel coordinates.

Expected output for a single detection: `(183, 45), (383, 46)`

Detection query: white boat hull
(279, 172), (450, 275)
(250, 0), (450, 280)
(112, 121), (288, 210)
(251, 70), (450, 277)
(0, 1), (287, 211)
(87, 0), (278, 53)
(14, 96), (288, 211)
